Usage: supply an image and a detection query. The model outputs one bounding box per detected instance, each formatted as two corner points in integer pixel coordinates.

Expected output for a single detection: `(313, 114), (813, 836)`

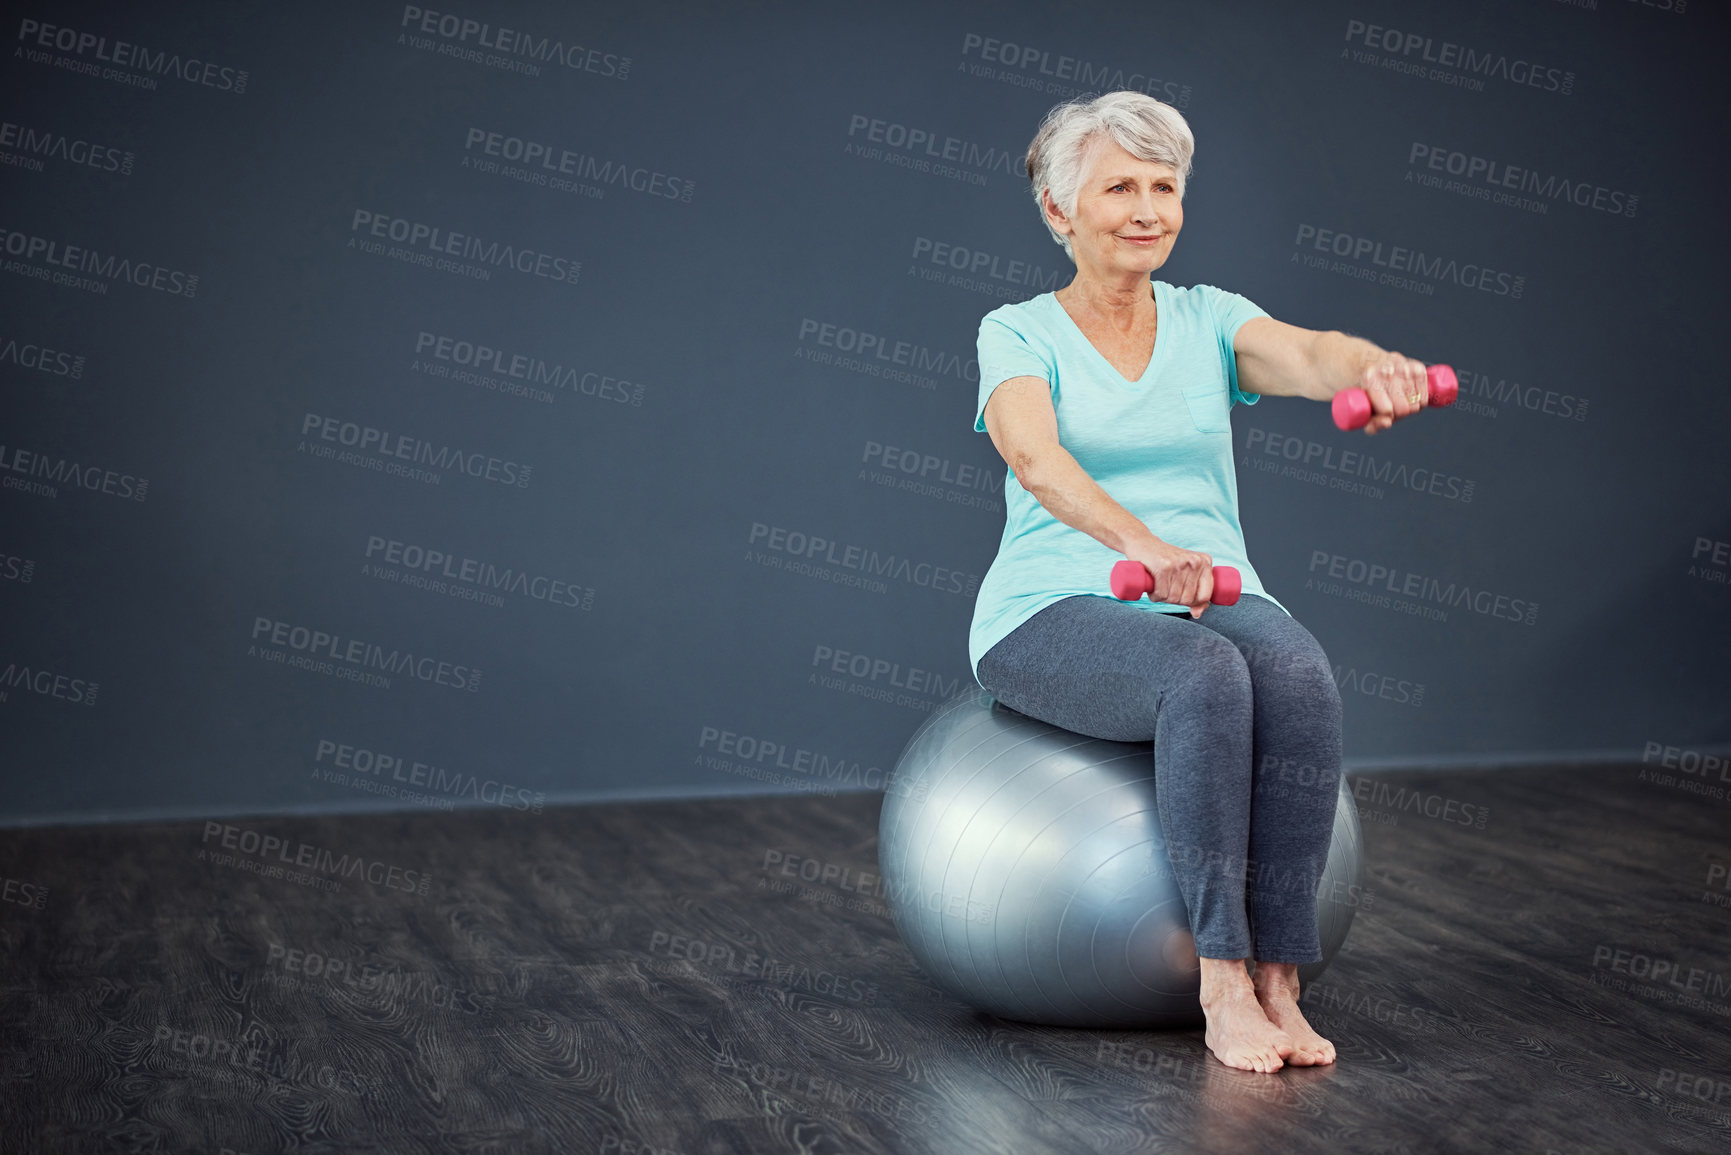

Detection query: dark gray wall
(2, 0), (1727, 825)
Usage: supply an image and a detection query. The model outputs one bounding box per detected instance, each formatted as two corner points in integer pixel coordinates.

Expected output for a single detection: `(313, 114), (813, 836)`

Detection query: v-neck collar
(1047, 279), (1164, 386)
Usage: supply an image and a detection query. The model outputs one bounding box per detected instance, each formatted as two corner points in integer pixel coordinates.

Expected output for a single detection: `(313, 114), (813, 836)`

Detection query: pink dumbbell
(1110, 560), (1241, 606)
(1331, 363), (1459, 431)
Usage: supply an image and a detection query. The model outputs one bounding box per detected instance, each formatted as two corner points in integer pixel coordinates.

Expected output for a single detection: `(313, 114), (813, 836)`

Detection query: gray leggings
(975, 593), (1343, 963)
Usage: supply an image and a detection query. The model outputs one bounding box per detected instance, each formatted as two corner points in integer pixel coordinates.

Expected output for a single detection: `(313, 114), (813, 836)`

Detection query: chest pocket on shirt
(1181, 379), (1231, 433)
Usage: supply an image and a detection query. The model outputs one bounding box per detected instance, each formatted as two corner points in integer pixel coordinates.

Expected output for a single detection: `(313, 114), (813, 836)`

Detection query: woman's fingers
(1358, 362), (1394, 435)
(1359, 354), (1429, 435)
(1364, 360), (1402, 418)
(1156, 564), (1188, 610)
(1387, 352), (1427, 416)
(1155, 553), (1210, 614)
(1401, 356), (1429, 411)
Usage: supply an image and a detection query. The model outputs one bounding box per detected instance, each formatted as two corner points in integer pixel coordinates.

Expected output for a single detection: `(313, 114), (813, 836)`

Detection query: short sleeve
(974, 312), (1054, 433)
(1200, 284), (1271, 407)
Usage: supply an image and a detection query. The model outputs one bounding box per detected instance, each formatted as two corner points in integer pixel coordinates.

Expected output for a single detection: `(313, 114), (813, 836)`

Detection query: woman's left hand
(1354, 352), (1430, 435)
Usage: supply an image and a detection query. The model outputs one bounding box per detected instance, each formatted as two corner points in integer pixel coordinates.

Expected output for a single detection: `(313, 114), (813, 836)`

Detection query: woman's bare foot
(1198, 956), (1293, 1072)
(1250, 961), (1336, 1066)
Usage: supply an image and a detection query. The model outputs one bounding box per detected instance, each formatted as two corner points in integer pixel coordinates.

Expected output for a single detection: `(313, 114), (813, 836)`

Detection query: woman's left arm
(1232, 317), (1429, 434)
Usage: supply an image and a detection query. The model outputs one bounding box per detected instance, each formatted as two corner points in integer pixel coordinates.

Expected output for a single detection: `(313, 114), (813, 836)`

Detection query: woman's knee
(1243, 633), (1341, 725)
(1287, 648), (1342, 726)
(1164, 633), (1253, 722)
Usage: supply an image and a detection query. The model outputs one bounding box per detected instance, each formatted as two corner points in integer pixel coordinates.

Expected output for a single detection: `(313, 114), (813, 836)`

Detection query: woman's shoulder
(1157, 282), (1268, 336)
(1158, 280), (1254, 315)
(1156, 280), (1230, 304)
(980, 293), (1059, 338)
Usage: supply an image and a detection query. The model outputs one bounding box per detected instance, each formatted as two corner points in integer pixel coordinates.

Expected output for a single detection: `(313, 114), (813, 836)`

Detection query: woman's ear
(1041, 188), (1071, 236)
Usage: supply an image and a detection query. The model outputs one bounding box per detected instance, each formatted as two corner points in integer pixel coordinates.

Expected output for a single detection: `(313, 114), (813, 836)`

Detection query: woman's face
(1046, 134), (1183, 280)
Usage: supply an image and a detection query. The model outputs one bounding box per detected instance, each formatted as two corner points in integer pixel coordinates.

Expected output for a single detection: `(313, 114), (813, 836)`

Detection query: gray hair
(1024, 91), (1196, 261)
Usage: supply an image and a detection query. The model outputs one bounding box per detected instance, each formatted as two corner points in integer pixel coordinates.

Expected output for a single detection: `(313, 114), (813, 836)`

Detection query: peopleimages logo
(1451, 364), (1588, 422)
(1408, 143), (1636, 218)
(795, 318), (978, 386)
(0, 118), (134, 175)
(313, 738), (546, 813)
(861, 439), (1003, 502)
(0, 442), (147, 502)
(0, 226), (198, 297)
(363, 534), (594, 611)
(1590, 945), (1730, 1003)
(398, 5), (629, 78)
(1334, 664), (1424, 708)
(1307, 550), (1539, 626)
(349, 210), (579, 285)
(845, 114), (1022, 181)
(264, 942), (487, 1015)
(299, 413), (532, 489)
(0, 660), (99, 706)
(0, 552), (35, 583)
(1689, 537), (1729, 587)
(0, 333), (86, 380)
(150, 1021), (379, 1097)
(15, 17), (249, 93)
(249, 617), (483, 693)
(1293, 224), (1524, 299)
(748, 522), (981, 597)
(1342, 18), (1575, 95)
(809, 643), (965, 708)
(462, 128), (692, 201)
(413, 330), (643, 407)
(1242, 428), (1475, 503)
(697, 725), (924, 798)
(959, 33), (1192, 106)
(200, 821), (431, 896)
(909, 236), (1065, 300)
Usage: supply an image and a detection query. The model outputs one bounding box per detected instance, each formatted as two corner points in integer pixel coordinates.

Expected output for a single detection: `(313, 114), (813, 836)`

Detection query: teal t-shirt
(968, 279), (1287, 687)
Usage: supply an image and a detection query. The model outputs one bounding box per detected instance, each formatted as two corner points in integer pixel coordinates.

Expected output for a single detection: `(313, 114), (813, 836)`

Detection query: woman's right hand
(1124, 538), (1215, 618)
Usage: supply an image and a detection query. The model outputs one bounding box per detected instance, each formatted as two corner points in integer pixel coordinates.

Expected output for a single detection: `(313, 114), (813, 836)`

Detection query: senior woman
(970, 91), (1430, 1074)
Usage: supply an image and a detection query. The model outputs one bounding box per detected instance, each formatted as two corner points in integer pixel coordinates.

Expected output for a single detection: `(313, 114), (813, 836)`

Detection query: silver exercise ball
(879, 686), (1363, 1029)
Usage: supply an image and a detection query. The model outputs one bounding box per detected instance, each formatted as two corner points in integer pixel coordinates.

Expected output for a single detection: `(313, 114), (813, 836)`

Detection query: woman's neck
(1057, 270), (1155, 331)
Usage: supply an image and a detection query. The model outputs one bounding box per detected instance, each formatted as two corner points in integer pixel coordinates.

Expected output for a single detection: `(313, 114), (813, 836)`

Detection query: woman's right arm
(982, 376), (1218, 615)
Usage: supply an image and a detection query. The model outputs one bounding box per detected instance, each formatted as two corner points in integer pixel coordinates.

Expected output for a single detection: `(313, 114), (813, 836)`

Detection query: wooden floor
(2, 763), (1729, 1154)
